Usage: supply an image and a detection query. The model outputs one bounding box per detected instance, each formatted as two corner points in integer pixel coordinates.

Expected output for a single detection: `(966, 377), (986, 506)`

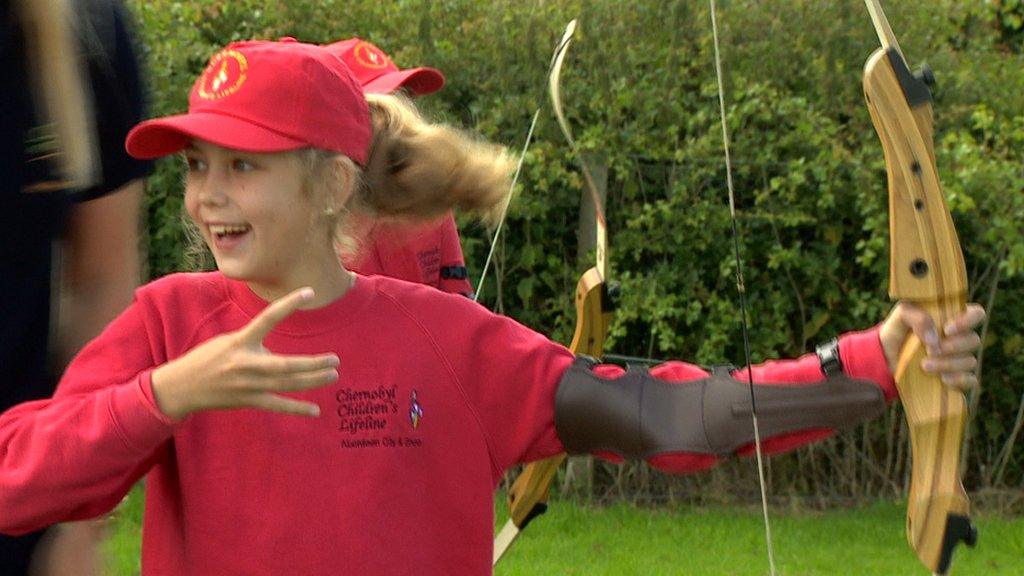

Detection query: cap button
(279, 36), (298, 43)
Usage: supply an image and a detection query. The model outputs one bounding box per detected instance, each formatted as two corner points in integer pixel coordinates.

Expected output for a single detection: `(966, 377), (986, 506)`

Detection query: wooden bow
(493, 19), (615, 565)
(862, 1), (977, 574)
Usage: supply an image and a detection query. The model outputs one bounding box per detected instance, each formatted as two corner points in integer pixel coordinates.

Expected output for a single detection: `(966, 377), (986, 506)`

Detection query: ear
(324, 155), (356, 210)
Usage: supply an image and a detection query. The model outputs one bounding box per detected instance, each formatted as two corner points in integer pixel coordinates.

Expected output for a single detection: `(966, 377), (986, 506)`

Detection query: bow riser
(502, 268), (610, 522)
(863, 45), (975, 575)
(494, 265), (611, 563)
(569, 267), (614, 353)
(863, 50), (965, 303)
(895, 331), (971, 575)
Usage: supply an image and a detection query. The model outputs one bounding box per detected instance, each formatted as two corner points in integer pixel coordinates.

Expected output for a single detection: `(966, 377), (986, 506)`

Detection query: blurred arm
(57, 178), (144, 362)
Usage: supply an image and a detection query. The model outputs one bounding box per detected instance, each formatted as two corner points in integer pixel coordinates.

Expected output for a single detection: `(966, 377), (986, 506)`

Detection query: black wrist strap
(440, 265), (468, 280)
(816, 338), (843, 377)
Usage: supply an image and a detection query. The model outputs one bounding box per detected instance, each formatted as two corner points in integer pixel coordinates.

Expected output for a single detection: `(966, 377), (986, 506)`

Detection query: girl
(325, 37), (476, 297)
(0, 39), (984, 575)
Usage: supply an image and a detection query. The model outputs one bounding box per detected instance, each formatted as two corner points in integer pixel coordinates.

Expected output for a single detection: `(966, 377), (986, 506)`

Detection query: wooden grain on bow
(862, 1), (977, 573)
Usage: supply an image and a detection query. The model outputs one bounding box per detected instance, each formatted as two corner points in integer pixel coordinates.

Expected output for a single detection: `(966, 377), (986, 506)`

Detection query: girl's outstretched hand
(151, 287), (339, 420)
(878, 302), (986, 391)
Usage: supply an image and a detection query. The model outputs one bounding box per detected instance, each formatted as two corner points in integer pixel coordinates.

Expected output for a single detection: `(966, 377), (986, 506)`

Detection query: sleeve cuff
(839, 326), (898, 401)
(107, 370), (177, 452)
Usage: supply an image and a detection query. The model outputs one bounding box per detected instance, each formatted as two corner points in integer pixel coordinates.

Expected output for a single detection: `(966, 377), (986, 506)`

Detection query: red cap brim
(362, 67), (445, 96)
(125, 111), (307, 159)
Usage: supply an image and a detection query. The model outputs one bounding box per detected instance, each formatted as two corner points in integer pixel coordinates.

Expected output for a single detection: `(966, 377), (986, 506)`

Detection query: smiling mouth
(209, 223), (252, 240)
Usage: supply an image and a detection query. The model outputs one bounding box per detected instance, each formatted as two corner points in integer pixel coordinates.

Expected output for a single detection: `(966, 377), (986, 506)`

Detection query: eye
(233, 158), (255, 172)
(184, 156), (207, 173)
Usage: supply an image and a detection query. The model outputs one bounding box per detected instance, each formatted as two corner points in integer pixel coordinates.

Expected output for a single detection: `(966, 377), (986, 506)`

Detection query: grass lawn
(104, 486), (1022, 575)
(493, 498), (1022, 575)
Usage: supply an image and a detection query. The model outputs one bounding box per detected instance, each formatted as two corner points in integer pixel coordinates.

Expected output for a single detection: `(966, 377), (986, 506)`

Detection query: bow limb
(862, 1), (977, 573)
(474, 19), (576, 302)
(494, 19), (614, 565)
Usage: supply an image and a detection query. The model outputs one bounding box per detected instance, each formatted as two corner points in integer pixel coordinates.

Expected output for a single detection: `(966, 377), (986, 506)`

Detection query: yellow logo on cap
(353, 42), (389, 70)
(197, 49), (248, 100)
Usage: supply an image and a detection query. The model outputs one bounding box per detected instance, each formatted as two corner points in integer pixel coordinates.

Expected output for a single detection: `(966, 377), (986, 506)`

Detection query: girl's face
(183, 141), (336, 295)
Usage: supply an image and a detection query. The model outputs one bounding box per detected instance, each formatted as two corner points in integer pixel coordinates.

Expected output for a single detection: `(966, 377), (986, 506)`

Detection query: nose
(196, 168), (229, 207)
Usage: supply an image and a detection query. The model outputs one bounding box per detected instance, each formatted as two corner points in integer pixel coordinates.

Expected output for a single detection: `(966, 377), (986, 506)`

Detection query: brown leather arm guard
(554, 356), (886, 458)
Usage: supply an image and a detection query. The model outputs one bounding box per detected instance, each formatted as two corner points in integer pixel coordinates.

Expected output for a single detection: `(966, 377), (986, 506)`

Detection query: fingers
(924, 310), (983, 391)
(922, 354), (977, 376)
(936, 331), (982, 356)
(248, 394), (323, 417)
(929, 368), (978, 390)
(260, 367), (339, 392)
(901, 303), (985, 391)
(882, 302), (986, 392)
(894, 303), (941, 355)
(246, 287), (314, 341)
(206, 365), (337, 416)
(255, 353), (340, 375)
(239, 368), (339, 416)
(943, 303), (986, 336)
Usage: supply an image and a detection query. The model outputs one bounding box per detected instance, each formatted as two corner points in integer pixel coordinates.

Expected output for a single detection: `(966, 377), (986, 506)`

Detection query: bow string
(707, 2), (778, 574)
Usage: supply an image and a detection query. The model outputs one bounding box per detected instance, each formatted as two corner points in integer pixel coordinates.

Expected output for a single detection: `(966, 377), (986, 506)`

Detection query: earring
(323, 206), (336, 217)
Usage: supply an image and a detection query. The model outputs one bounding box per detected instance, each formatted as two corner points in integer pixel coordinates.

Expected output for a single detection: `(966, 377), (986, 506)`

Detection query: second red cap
(324, 37), (445, 96)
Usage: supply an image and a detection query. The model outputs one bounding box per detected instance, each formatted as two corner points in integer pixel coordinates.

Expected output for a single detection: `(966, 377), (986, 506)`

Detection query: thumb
(879, 303), (940, 370)
(245, 287), (315, 342)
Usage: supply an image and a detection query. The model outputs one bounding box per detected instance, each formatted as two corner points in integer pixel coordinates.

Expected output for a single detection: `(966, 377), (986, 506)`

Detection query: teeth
(209, 224), (250, 236)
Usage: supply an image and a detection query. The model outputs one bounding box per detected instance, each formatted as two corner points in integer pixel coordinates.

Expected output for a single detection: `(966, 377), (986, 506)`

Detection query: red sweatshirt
(346, 213), (473, 296)
(0, 272), (894, 575)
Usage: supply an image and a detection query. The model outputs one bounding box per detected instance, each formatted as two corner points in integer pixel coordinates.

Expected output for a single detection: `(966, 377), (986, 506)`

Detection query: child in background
(0, 39), (984, 575)
(327, 37), (475, 297)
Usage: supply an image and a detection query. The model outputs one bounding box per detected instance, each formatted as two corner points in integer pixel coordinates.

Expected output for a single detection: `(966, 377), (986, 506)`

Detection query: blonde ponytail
(357, 94), (513, 224)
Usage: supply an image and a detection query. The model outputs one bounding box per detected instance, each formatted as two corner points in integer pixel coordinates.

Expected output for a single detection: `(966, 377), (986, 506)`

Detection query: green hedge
(125, 0), (1024, 499)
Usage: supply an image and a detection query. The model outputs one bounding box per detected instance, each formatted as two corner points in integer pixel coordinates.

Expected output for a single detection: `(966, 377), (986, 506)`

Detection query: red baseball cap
(324, 38), (445, 95)
(125, 39), (371, 163)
